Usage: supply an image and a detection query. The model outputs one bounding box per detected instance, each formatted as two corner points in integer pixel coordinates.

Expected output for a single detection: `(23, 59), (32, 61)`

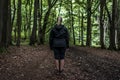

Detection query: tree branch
(105, 2), (112, 24)
(91, 1), (100, 14)
(51, 0), (58, 8)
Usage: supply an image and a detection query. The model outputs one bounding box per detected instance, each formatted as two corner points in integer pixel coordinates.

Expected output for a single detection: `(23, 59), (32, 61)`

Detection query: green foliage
(10, 0), (114, 48)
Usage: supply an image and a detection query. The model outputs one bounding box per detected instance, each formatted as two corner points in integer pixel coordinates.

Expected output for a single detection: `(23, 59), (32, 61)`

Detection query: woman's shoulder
(62, 25), (68, 30)
(52, 24), (67, 30)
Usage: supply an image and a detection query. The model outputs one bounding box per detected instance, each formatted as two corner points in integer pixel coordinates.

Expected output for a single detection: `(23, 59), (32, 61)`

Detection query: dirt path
(0, 46), (120, 80)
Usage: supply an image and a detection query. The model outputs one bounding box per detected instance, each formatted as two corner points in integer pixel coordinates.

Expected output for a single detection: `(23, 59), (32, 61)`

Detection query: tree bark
(71, 0), (75, 45)
(29, 0), (39, 45)
(81, 13), (84, 46)
(118, 0), (120, 49)
(16, 0), (22, 47)
(0, 0), (4, 47)
(7, 0), (12, 45)
(39, 9), (51, 44)
(11, 0), (16, 28)
(0, 0), (9, 48)
(78, 8), (81, 44)
(86, 0), (92, 46)
(38, 0), (43, 45)
(27, 0), (33, 38)
(11, 0), (17, 43)
(109, 0), (117, 50)
(100, 0), (105, 49)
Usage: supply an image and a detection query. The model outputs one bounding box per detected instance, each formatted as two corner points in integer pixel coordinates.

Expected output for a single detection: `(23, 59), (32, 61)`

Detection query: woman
(49, 17), (69, 73)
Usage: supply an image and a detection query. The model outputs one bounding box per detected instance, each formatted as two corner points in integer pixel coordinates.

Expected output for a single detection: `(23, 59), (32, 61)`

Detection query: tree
(0, 0), (9, 48)
(11, 0), (16, 42)
(81, 13), (84, 46)
(7, 0), (12, 45)
(27, 0), (33, 38)
(0, 0), (4, 47)
(38, 0), (58, 44)
(70, 0), (76, 45)
(16, 0), (22, 46)
(100, 0), (106, 48)
(109, 0), (117, 50)
(78, 8), (81, 44)
(38, 0), (43, 45)
(0, 0), (119, 51)
(86, 0), (92, 46)
(29, 0), (39, 45)
(117, 0), (120, 49)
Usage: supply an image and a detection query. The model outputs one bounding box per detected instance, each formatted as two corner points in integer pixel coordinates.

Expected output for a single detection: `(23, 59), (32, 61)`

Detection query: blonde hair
(57, 16), (62, 22)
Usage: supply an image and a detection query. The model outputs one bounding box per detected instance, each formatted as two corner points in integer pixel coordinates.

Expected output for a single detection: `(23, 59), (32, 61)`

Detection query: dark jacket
(49, 24), (69, 50)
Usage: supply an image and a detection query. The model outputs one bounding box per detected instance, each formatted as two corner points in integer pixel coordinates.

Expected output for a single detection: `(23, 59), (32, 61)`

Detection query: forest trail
(0, 46), (120, 80)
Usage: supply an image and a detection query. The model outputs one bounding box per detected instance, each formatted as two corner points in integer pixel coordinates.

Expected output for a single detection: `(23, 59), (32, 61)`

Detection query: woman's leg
(60, 48), (66, 71)
(60, 59), (64, 71)
(54, 47), (66, 72)
(55, 60), (59, 70)
(53, 48), (60, 70)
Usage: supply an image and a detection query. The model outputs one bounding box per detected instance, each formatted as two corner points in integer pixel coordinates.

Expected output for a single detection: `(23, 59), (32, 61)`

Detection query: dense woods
(0, 0), (120, 50)
(1, 1), (120, 80)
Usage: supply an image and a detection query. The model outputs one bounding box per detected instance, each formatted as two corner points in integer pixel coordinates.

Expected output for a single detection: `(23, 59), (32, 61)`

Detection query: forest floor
(0, 45), (120, 80)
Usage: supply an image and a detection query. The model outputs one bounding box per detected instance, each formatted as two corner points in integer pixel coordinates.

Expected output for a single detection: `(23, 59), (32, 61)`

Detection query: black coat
(49, 24), (69, 50)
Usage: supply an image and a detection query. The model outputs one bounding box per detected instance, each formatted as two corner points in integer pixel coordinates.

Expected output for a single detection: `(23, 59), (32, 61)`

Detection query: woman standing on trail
(49, 16), (69, 73)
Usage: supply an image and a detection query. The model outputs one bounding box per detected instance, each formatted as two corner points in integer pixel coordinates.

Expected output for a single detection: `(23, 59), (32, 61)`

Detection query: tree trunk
(0, 0), (9, 48)
(81, 13), (84, 46)
(38, 0), (43, 45)
(16, 0), (22, 47)
(109, 0), (117, 50)
(68, 10), (72, 33)
(7, 0), (12, 45)
(11, 0), (16, 28)
(24, 2), (28, 40)
(100, 0), (105, 49)
(118, 0), (120, 49)
(0, 0), (4, 47)
(27, 0), (33, 38)
(78, 8), (81, 44)
(39, 9), (51, 44)
(11, 0), (17, 43)
(29, 0), (39, 45)
(71, 0), (75, 45)
(86, 0), (92, 46)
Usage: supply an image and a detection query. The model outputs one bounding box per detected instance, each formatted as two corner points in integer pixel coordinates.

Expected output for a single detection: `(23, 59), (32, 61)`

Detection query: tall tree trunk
(68, 10), (72, 33)
(118, 0), (120, 49)
(7, 0), (12, 45)
(100, 0), (105, 49)
(78, 8), (81, 44)
(38, 0), (43, 45)
(27, 0), (33, 38)
(109, 0), (117, 50)
(71, 0), (75, 45)
(24, 1), (28, 40)
(11, 0), (16, 42)
(0, 0), (4, 47)
(0, 0), (9, 48)
(16, 0), (22, 46)
(86, 0), (92, 46)
(11, 0), (16, 28)
(81, 13), (84, 46)
(29, 0), (39, 45)
(40, 9), (51, 44)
